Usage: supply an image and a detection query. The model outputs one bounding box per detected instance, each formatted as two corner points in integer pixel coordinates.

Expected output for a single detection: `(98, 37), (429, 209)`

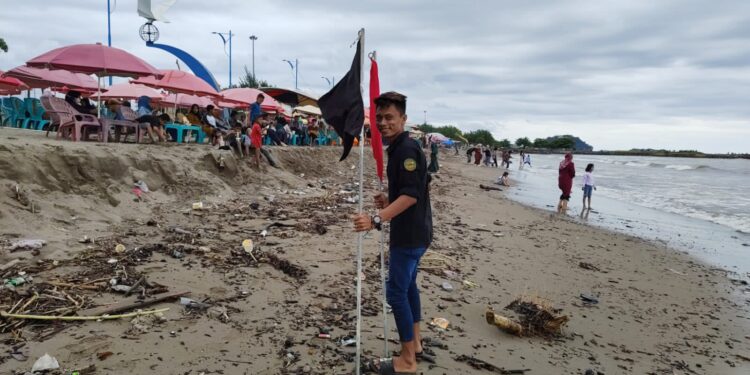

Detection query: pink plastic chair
(101, 106), (141, 143)
(40, 96), (102, 142)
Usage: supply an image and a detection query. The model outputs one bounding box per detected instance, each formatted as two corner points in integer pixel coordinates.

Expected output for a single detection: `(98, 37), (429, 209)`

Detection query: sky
(1, 0), (749, 153)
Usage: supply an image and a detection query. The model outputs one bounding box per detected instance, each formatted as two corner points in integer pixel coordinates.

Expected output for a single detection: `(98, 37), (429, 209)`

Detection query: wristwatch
(372, 215), (383, 231)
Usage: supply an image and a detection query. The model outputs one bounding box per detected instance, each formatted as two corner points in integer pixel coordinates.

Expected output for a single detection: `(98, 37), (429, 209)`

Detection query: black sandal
(368, 358), (417, 375)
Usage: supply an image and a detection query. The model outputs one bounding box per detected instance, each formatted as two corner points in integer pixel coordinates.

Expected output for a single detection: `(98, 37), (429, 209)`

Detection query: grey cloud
(1, 0), (749, 152)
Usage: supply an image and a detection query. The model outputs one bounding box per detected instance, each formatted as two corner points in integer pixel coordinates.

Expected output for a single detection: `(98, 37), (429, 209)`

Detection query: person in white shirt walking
(582, 163), (596, 210)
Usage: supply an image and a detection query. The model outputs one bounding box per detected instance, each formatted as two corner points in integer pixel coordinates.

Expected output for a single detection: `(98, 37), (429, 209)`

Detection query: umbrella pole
(97, 76), (102, 118)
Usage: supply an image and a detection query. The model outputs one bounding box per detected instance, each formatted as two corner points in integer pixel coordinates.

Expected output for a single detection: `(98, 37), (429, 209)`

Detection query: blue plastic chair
(6, 97), (26, 128)
(0, 98), (13, 127)
(316, 131), (328, 146)
(164, 123), (205, 144)
(289, 133), (299, 146)
(263, 135), (271, 145)
(22, 98), (49, 130)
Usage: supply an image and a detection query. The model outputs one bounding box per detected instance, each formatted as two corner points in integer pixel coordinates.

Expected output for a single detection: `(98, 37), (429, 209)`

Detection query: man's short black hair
(374, 91), (407, 116)
(206, 104), (215, 111)
(257, 94), (265, 100)
(158, 113), (171, 123)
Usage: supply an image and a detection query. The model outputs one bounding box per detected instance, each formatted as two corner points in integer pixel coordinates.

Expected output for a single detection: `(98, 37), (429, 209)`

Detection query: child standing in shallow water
(582, 163), (596, 209)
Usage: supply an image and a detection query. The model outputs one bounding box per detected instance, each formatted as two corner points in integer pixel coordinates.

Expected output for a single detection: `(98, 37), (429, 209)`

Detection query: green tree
(0, 38), (7, 53)
(464, 129), (496, 146)
(549, 136), (575, 149)
(533, 138), (550, 148)
(237, 66), (270, 88)
(515, 137), (531, 148)
(498, 138), (512, 148)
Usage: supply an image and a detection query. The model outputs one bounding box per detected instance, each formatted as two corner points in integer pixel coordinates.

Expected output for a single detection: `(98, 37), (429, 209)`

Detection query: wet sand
(1, 128), (749, 374)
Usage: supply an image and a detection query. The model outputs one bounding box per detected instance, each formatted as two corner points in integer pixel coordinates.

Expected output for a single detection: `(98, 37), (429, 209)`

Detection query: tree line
(415, 123), (576, 150)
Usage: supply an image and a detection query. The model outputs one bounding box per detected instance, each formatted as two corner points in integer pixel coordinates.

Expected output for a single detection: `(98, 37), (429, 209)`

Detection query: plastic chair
(22, 98), (49, 130)
(41, 96), (102, 142)
(164, 123), (205, 143)
(0, 98), (15, 127)
(8, 97), (27, 128)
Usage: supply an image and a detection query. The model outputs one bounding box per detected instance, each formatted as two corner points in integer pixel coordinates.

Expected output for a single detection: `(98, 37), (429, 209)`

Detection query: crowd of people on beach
(61, 91), (343, 167)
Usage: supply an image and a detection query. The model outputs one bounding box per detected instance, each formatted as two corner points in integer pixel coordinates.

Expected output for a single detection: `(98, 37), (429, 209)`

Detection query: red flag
(369, 56), (384, 182)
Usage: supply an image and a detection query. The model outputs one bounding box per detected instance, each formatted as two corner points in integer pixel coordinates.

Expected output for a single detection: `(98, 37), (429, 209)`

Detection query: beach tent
(293, 104), (322, 116)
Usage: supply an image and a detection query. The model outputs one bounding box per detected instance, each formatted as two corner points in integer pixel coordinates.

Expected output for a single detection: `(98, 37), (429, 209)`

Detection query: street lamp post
(282, 59), (299, 89)
(321, 76), (334, 87)
(107, 0), (113, 86)
(424, 110), (427, 125)
(249, 35), (258, 79)
(212, 30), (235, 88)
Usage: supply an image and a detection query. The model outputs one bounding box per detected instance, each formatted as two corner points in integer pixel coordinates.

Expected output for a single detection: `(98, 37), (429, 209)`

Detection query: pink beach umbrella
(26, 43), (162, 117)
(26, 43), (161, 78)
(221, 87), (281, 112)
(158, 93), (216, 109)
(132, 69), (219, 97)
(3, 66), (97, 91)
(100, 83), (163, 100)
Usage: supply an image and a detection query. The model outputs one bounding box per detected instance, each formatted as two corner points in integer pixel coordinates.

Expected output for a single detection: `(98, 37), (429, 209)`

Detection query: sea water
(503, 154), (750, 275)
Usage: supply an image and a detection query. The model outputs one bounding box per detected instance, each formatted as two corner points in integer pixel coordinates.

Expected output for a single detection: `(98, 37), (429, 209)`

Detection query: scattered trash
(180, 297), (210, 310)
(78, 235), (92, 244)
(111, 285), (131, 293)
(242, 239), (254, 254)
(667, 268), (686, 276)
(485, 308), (524, 336)
(114, 243), (126, 253)
(0, 259), (21, 272)
(171, 250), (184, 259)
(462, 280), (479, 288)
(8, 239), (46, 252)
(4, 277), (26, 287)
(134, 180), (149, 193)
(579, 293), (599, 304)
(31, 353), (60, 372)
(493, 232), (504, 237)
(107, 258), (118, 264)
(260, 229), (268, 238)
(430, 317), (450, 330)
(317, 333), (331, 339)
(441, 281), (454, 291)
(192, 202), (204, 210)
(340, 337), (357, 347)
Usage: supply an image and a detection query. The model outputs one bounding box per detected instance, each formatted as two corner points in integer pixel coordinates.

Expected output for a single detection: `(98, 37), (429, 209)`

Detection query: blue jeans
(387, 246), (427, 342)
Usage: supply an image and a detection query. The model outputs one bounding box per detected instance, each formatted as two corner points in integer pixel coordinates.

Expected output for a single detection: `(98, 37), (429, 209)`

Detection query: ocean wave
(621, 162), (716, 171)
(665, 164), (694, 171)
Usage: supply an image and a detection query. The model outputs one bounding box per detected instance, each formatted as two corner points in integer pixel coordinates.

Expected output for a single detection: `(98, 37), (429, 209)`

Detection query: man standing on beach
(249, 94), (264, 125)
(353, 91), (432, 374)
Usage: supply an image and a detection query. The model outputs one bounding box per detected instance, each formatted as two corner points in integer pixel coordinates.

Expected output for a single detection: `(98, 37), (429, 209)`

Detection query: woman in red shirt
(557, 152), (576, 213)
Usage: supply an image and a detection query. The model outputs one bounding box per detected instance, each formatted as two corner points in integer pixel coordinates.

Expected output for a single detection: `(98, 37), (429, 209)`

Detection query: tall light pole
(424, 110), (427, 125)
(249, 35), (258, 79)
(282, 59), (298, 90)
(212, 30), (235, 88)
(107, 0), (113, 86)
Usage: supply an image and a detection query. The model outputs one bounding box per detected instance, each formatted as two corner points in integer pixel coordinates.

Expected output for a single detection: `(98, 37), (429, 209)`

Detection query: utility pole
(249, 35), (258, 79)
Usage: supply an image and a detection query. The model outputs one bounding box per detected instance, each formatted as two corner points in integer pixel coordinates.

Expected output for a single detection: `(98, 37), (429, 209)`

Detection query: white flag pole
(355, 27), (366, 375)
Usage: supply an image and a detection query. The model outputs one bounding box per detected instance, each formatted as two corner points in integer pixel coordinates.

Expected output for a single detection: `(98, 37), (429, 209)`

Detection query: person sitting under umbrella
(136, 96), (168, 143)
(65, 91), (96, 115)
(186, 104), (202, 125)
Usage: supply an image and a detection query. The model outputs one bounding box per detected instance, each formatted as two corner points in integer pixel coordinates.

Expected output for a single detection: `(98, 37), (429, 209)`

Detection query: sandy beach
(1, 127), (749, 374)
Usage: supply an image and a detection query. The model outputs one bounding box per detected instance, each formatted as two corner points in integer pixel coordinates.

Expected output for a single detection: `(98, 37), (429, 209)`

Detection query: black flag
(319, 38), (364, 161)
